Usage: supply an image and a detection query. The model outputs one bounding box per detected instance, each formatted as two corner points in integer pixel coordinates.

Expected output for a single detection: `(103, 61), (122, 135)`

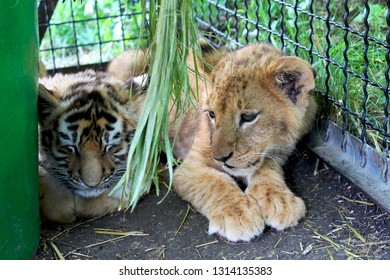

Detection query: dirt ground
(35, 144), (390, 260)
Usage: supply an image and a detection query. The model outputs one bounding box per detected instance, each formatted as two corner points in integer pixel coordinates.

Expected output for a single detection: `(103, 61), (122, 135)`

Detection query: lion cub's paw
(208, 195), (265, 242)
(260, 192), (306, 230)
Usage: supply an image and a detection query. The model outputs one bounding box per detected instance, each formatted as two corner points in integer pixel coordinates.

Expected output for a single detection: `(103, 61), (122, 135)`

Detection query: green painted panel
(0, 0), (40, 259)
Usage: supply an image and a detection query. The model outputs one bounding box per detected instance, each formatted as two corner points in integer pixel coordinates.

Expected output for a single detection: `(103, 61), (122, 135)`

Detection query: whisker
(253, 152), (284, 165)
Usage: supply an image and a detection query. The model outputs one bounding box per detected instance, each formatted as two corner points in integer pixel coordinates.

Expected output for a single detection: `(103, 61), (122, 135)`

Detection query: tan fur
(107, 49), (150, 81)
(108, 41), (317, 242)
(172, 43), (317, 242)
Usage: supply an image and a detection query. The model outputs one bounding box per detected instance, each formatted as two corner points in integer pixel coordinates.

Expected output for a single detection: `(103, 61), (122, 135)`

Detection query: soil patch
(35, 146), (390, 260)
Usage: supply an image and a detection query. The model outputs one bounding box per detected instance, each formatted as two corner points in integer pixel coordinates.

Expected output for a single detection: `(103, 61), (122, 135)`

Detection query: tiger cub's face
(38, 71), (147, 198)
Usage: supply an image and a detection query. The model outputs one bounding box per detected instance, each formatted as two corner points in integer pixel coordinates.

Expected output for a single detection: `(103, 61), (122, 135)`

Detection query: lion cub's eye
(208, 111), (216, 120)
(240, 113), (258, 125)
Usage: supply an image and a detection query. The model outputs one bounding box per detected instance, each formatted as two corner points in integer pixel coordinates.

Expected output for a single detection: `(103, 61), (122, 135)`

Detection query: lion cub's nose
(213, 151), (233, 163)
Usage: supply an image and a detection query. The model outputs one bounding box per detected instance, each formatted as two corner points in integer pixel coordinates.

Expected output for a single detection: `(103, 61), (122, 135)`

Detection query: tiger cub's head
(38, 70), (147, 198)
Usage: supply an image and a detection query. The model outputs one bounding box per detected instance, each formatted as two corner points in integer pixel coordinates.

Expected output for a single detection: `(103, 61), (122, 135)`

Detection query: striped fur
(38, 70), (147, 223)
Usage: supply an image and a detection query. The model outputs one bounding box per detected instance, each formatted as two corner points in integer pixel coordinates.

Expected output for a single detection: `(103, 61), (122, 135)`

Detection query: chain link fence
(38, 0), (148, 73)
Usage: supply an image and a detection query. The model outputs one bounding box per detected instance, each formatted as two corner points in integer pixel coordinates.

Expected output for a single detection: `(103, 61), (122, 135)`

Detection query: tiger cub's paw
(260, 192), (306, 231)
(50, 206), (77, 224)
(40, 190), (76, 223)
(208, 195), (265, 242)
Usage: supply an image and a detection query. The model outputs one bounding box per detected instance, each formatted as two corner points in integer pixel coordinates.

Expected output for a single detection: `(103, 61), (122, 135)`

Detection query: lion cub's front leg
(174, 152), (265, 242)
(246, 162), (306, 230)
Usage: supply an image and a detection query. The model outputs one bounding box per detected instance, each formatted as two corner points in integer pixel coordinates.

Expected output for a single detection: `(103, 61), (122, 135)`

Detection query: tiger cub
(38, 70), (147, 223)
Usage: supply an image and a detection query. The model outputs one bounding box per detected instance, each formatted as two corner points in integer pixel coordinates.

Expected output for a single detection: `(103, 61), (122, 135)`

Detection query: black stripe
(95, 126), (102, 137)
(81, 127), (90, 138)
(67, 124), (78, 131)
(65, 111), (90, 123)
(53, 155), (68, 162)
(89, 90), (105, 105)
(67, 82), (90, 96)
(57, 163), (69, 168)
(40, 129), (53, 148)
(106, 98), (120, 113)
(124, 131), (134, 143)
(113, 154), (127, 162)
(71, 93), (93, 108)
(58, 132), (70, 141)
(106, 124), (115, 131)
(106, 89), (127, 105)
(96, 110), (117, 123)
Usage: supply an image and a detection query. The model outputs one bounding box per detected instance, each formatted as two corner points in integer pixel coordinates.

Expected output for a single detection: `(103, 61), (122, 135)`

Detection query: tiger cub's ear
(38, 83), (60, 124)
(267, 57), (315, 105)
(123, 74), (149, 116)
(125, 74), (149, 98)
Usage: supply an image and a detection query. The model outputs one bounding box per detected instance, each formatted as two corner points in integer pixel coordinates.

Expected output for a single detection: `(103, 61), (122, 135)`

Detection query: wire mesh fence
(38, 0), (390, 209)
(195, 0), (389, 159)
(38, 0), (148, 73)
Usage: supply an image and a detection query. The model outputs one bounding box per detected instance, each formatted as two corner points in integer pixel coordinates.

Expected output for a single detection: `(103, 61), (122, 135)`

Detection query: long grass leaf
(111, 0), (200, 210)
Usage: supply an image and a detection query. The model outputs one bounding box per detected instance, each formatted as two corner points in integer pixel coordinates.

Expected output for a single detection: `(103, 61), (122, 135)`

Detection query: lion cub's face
(204, 44), (316, 177)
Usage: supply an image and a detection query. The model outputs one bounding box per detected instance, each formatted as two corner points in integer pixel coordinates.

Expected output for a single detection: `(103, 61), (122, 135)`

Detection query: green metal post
(0, 0), (40, 259)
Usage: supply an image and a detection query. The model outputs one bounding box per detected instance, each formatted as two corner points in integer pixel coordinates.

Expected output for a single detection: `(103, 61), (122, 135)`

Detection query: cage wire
(38, 0), (390, 212)
(38, 0), (148, 73)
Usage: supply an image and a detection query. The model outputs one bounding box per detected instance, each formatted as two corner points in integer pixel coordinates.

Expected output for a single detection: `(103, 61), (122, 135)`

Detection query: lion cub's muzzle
(213, 151), (233, 163)
(213, 149), (261, 169)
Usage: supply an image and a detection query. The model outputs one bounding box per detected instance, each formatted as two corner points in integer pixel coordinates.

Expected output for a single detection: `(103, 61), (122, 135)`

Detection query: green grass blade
(111, 0), (200, 210)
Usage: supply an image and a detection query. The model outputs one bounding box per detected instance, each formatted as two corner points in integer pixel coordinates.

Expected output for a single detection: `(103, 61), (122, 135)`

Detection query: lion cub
(108, 42), (317, 242)
(172, 43), (317, 242)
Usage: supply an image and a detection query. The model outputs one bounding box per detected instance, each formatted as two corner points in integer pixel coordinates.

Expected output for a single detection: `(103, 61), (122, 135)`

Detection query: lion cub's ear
(198, 38), (226, 73)
(268, 57), (315, 104)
